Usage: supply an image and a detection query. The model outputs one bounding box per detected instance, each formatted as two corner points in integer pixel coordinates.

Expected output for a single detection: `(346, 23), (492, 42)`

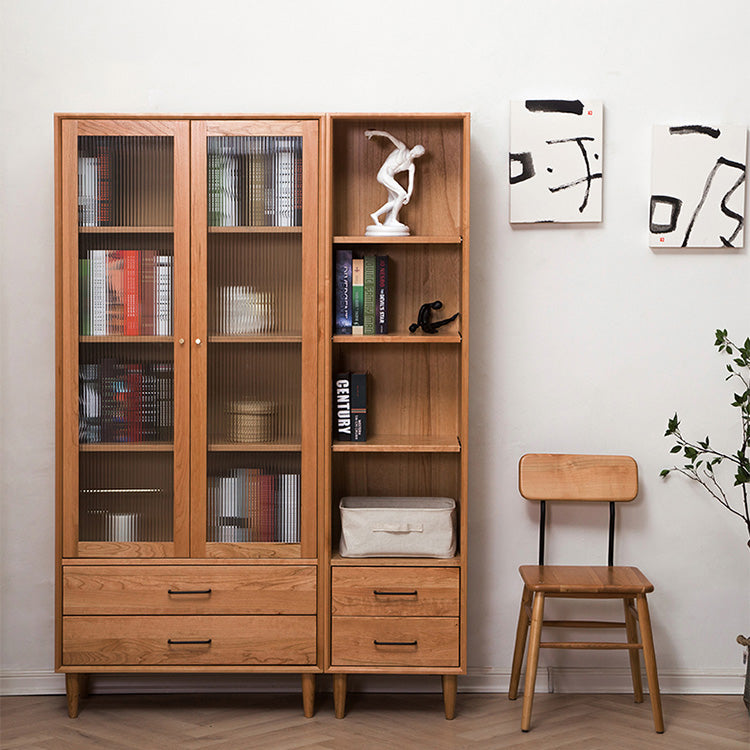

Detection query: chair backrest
(518, 454), (638, 565)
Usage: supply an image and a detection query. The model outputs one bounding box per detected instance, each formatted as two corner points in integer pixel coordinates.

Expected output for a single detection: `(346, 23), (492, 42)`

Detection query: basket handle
(373, 524), (424, 534)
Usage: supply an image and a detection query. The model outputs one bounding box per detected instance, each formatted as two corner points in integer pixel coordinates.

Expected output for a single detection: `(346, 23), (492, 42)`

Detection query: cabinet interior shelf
(78, 226), (174, 234)
(208, 226), (303, 234)
(79, 443), (174, 452)
(333, 235), (461, 245)
(208, 442), (301, 452)
(80, 336), (174, 343)
(209, 335), (302, 344)
(332, 333), (460, 344)
(332, 435), (460, 453)
(330, 553), (462, 567)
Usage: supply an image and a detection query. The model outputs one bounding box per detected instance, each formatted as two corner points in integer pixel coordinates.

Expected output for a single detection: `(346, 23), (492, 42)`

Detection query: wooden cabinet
(56, 112), (468, 719)
(55, 115), (322, 717)
(322, 114), (470, 719)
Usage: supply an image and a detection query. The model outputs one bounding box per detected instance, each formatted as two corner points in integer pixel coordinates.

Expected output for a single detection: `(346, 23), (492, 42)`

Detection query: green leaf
(659, 469), (670, 477)
(670, 445), (682, 453)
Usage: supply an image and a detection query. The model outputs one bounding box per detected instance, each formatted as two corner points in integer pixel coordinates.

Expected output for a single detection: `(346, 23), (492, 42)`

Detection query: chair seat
(519, 565), (654, 595)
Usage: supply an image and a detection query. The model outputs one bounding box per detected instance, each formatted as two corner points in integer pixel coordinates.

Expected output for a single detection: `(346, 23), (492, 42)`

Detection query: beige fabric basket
(339, 496), (456, 558)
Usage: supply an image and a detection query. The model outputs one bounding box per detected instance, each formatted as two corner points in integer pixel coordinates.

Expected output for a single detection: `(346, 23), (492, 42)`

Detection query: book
(96, 144), (112, 226)
(275, 137), (295, 227)
(352, 257), (364, 335)
(334, 248), (352, 334)
(155, 255), (172, 336)
(124, 250), (140, 336)
(334, 373), (352, 441)
(106, 251), (125, 334)
(79, 258), (90, 335)
(363, 255), (376, 335)
(78, 156), (99, 226)
(79, 363), (101, 443)
(350, 372), (367, 442)
(90, 250), (107, 335)
(376, 255), (389, 334)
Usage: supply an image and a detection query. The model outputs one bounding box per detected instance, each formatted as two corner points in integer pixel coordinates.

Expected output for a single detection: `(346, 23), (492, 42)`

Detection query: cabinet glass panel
(75, 134), (176, 547)
(78, 136), (174, 227)
(204, 134), (305, 551)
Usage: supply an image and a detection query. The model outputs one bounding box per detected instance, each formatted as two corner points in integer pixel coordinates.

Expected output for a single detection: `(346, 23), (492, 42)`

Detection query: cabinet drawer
(63, 615), (316, 666)
(63, 565), (316, 615)
(331, 617), (459, 667)
(331, 567), (459, 616)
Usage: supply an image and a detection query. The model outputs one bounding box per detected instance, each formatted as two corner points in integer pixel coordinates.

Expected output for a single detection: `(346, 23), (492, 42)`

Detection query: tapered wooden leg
(442, 675), (457, 719)
(333, 673), (347, 719)
(521, 592), (545, 732)
(301, 673), (315, 718)
(623, 597), (644, 703)
(65, 673), (84, 718)
(636, 594), (665, 733)
(509, 585), (533, 700)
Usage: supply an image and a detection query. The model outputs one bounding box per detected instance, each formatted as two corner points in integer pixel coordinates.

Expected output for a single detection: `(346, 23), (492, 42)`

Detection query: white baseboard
(1, 667), (744, 697)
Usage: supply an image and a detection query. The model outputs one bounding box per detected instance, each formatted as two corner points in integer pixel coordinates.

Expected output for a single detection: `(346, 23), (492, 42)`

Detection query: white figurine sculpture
(364, 130), (425, 236)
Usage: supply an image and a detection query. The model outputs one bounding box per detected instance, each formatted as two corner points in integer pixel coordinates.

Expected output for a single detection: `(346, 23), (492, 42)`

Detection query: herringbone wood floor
(1, 693), (748, 750)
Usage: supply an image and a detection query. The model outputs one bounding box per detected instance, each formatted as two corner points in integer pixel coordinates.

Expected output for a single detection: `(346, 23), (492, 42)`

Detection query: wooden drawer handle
(167, 639), (212, 645)
(373, 590), (418, 596)
(373, 640), (418, 647)
(168, 589), (212, 595)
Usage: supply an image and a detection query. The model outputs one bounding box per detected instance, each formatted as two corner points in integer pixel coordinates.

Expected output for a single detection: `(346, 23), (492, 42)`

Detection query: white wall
(2, 0), (749, 695)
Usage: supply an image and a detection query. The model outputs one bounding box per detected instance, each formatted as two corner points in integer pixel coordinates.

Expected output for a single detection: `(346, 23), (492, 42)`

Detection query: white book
(90, 250), (108, 335)
(155, 255), (172, 336)
(78, 156), (99, 226)
(275, 138), (294, 227)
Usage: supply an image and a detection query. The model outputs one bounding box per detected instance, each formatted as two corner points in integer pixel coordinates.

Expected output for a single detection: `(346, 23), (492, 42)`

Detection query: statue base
(365, 223), (410, 237)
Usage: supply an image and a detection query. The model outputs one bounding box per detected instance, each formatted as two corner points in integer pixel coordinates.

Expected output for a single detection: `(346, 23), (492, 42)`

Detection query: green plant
(661, 329), (750, 548)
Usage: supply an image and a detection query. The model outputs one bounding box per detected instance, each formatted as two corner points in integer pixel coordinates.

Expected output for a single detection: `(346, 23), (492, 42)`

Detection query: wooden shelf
(333, 235), (461, 244)
(78, 226), (173, 234)
(80, 336), (173, 343)
(209, 335), (302, 344)
(330, 553), (462, 567)
(332, 435), (460, 453)
(208, 226), (302, 234)
(79, 443), (174, 452)
(208, 442), (301, 452)
(333, 333), (460, 344)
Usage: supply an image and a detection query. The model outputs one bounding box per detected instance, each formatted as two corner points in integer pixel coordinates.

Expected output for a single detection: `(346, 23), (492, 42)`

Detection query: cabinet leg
(442, 675), (457, 719)
(301, 673), (315, 718)
(333, 673), (347, 719)
(65, 673), (85, 718)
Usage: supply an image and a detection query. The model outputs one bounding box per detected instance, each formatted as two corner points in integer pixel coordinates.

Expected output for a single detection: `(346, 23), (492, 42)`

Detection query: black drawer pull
(167, 589), (212, 595)
(373, 639), (418, 646)
(167, 638), (212, 645)
(373, 590), (418, 596)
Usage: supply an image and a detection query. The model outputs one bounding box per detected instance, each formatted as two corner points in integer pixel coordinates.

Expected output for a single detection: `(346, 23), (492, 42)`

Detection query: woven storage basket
(339, 496), (456, 558)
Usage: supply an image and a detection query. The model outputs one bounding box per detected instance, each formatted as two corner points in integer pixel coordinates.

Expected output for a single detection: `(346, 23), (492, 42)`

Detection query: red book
(124, 250), (141, 336)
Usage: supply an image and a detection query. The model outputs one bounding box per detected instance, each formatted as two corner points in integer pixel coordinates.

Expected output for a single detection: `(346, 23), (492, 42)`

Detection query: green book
(352, 257), (364, 335)
(363, 255), (376, 335)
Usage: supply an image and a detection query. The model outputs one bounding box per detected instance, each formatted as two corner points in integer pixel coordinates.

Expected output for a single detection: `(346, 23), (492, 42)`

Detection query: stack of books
(207, 469), (301, 543)
(207, 136), (303, 227)
(79, 360), (173, 443)
(79, 250), (172, 336)
(333, 372), (367, 442)
(334, 250), (389, 335)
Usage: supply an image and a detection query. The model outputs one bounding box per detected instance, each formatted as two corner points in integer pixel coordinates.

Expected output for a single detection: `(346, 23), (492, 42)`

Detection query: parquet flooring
(1, 692), (748, 750)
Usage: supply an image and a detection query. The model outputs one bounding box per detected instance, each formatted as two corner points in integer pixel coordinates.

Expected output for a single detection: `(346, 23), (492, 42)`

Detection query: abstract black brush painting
(509, 99), (603, 223)
(650, 124), (746, 248)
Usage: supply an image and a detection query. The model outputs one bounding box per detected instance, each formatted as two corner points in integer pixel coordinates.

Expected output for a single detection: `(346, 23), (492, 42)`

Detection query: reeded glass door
(61, 120), (190, 557)
(190, 121), (319, 558)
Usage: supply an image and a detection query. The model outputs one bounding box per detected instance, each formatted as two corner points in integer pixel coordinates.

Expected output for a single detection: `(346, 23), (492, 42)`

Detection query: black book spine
(334, 373), (352, 441)
(350, 372), (367, 442)
(376, 255), (388, 334)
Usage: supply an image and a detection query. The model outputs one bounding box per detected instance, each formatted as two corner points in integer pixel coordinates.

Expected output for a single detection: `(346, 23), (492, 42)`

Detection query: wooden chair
(508, 454), (664, 733)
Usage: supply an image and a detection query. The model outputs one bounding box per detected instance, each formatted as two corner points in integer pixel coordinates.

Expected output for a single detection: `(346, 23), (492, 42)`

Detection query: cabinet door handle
(373, 640), (418, 647)
(167, 588), (212, 595)
(167, 639), (212, 645)
(373, 590), (418, 596)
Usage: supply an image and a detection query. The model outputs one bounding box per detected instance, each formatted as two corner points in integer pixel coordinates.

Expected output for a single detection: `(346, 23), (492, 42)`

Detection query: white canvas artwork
(650, 124), (747, 248)
(509, 99), (603, 223)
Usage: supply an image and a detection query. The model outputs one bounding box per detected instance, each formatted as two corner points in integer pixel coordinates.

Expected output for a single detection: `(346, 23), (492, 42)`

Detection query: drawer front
(331, 617), (459, 667)
(63, 565), (316, 615)
(63, 615), (316, 666)
(331, 567), (459, 617)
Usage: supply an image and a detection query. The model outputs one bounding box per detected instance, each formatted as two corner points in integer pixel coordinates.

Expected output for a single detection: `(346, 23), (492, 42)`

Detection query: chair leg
(636, 593), (665, 733)
(521, 592), (545, 732)
(623, 597), (643, 703)
(509, 585), (532, 700)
